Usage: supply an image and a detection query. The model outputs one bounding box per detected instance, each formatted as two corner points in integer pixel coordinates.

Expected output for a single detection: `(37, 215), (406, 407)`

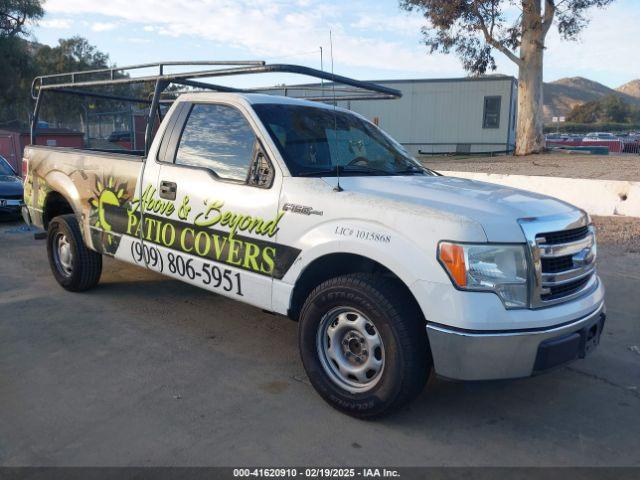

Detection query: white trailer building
(340, 76), (518, 156)
(268, 75), (518, 156)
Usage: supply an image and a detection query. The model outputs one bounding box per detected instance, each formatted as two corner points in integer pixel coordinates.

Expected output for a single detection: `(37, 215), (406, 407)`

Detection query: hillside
(616, 79), (640, 99)
(543, 76), (640, 121)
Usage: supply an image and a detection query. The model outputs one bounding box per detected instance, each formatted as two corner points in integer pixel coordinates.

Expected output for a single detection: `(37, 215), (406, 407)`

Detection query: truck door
(138, 100), (288, 310)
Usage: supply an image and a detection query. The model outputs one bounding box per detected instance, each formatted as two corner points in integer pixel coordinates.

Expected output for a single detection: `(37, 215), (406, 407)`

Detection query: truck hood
(322, 174), (578, 242)
(0, 175), (24, 197)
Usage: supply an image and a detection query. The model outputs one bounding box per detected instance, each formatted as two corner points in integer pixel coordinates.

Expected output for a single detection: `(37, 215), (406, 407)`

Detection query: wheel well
(288, 253), (423, 322)
(43, 191), (74, 229)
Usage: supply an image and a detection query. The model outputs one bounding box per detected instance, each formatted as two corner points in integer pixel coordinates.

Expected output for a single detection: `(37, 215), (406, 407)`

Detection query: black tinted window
(176, 104), (255, 181)
(483, 96), (501, 129)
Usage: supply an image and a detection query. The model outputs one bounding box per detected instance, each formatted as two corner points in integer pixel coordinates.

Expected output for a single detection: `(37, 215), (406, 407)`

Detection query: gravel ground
(421, 153), (640, 181)
(1, 218), (639, 467)
(592, 216), (640, 253)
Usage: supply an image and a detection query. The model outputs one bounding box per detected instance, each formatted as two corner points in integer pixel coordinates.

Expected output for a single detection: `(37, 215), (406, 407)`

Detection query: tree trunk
(515, 1), (546, 155)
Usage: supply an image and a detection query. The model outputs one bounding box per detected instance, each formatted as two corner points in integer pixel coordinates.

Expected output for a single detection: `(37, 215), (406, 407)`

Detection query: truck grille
(541, 276), (591, 301)
(519, 213), (598, 308)
(541, 255), (573, 272)
(538, 225), (589, 245)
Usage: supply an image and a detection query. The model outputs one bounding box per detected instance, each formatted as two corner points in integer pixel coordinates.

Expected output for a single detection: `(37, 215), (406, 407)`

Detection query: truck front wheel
(47, 214), (102, 292)
(298, 273), (431, 418)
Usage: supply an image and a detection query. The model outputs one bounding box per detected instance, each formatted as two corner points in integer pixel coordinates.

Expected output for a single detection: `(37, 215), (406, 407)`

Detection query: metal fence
(546, 135), (640, 155)
(622, 138), (640, 154)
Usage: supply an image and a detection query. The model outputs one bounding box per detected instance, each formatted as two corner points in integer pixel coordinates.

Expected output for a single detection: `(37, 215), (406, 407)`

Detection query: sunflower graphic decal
(88, 176), (130, 255)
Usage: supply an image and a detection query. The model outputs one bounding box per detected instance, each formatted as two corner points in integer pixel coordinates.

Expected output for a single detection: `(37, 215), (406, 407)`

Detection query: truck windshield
(253, 103), (433, 177)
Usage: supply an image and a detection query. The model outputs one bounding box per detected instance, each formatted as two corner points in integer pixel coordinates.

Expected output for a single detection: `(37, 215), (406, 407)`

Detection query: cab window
(176, 104), (256, 182)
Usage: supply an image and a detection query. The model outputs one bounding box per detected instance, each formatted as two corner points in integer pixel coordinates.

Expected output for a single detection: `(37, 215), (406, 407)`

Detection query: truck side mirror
(248, 142), (274, 188)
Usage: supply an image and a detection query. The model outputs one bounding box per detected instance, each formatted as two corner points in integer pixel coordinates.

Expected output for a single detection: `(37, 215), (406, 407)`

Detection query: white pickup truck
(23, 62), (605, 417)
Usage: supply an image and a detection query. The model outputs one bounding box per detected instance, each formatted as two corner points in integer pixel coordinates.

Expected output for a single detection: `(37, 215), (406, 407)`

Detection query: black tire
(298, 273), (431, 418)
(47, 214), (102, 292)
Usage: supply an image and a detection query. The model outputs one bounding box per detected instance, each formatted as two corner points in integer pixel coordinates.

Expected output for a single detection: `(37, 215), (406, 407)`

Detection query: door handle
(159, 180), (177, 200)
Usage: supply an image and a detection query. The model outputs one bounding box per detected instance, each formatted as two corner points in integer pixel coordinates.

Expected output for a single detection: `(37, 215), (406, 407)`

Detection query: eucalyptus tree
(401, 0), (615, 154)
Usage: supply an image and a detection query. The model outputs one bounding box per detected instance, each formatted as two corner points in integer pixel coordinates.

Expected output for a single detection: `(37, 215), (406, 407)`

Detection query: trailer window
(176, 104), (255, 181)
(483, 96), (501, 129)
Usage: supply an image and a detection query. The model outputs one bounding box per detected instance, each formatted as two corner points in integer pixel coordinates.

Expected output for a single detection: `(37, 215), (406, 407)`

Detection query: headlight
(438, 242), (529, 308)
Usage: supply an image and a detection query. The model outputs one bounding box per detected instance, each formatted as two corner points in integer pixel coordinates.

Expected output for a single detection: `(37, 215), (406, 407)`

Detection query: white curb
(440, 171), (640, 218)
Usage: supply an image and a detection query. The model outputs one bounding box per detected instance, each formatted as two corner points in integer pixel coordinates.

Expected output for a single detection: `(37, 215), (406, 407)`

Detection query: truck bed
(27, 145), (144, 162)
(23, 145), (144, 251)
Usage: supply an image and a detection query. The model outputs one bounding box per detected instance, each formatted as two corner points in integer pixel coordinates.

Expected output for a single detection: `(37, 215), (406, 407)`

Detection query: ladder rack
(30, 60), (402, 153)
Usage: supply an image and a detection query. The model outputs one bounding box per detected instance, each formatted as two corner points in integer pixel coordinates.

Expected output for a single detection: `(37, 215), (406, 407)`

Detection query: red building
(0, 127), (84, 175)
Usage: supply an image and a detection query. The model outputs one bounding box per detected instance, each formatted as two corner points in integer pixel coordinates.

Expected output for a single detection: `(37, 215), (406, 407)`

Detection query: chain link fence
(546, 133), (640, 155)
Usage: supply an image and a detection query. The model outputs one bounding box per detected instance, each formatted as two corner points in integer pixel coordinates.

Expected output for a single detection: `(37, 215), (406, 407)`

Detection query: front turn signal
(438, 242), (467, 287)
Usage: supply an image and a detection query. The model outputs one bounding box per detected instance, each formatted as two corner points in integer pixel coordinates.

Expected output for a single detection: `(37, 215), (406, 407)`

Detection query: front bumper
(426, 301), (606, 381)
(0, 200), (23, 216)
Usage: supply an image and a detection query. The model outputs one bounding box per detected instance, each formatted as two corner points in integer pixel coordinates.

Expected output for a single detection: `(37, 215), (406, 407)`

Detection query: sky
(29, 0), (640, 89)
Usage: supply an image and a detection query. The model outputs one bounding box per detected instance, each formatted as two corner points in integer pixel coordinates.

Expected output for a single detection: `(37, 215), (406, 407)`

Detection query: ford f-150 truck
(22, 62), (605, 417)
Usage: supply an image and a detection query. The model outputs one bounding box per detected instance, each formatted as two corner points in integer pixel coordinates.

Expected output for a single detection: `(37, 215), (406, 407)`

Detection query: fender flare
(43, 170), (83, 217)
(41, 171), (93, 245)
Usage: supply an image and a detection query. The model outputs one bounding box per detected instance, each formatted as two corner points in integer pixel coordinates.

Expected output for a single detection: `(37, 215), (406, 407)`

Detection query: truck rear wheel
(47, 214), (102, 292)
(298, 273), (431, 418)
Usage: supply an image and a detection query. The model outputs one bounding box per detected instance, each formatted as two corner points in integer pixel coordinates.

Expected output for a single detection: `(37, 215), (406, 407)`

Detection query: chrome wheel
(53, 232), (73, 277)
(316, 307), (385, 393)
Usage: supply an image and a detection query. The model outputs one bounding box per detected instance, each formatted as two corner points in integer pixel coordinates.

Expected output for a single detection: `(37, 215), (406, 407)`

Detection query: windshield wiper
(296, 165), (389, 177)
(296, 167), (340, 177)
(296, 164), (425, 177)
(393, 164), (427, 175)
(342, 165), (394, 176)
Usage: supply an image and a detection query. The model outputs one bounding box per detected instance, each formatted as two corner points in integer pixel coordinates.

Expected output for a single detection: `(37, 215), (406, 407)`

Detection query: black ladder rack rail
(30, 60), (402, 154)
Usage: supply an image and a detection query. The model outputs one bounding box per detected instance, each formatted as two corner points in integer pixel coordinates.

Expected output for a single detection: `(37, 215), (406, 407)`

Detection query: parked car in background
(107, 130), (132, 143)
(107, 130), (134, 150)
(582, 132), (619, 142)
(576, 132), (625, 153)
(0, 154), (24, 218)
(545, 133), (571, 142)
(618, 132), (640, 154)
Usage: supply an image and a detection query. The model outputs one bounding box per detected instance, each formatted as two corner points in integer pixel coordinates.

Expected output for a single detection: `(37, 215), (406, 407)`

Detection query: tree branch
(553, 0), (571, 13)
(1, 11), (26, 37)
(472, 1), (523, 66)
(542, 0), (556, 38)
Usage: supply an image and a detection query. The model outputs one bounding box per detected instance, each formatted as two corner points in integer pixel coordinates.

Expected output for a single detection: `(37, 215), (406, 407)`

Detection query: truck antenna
(330, 30), (343, 192)
(319, 46), (324, 98)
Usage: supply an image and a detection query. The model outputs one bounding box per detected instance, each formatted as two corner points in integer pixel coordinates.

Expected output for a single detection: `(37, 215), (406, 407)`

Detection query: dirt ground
(1, 216), (639, 467)
(421, 153), (640, 181)
(592, 216), (640, 253)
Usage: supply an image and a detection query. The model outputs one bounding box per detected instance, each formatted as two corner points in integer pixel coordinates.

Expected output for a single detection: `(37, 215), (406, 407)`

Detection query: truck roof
(176, 92), (342, 110)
